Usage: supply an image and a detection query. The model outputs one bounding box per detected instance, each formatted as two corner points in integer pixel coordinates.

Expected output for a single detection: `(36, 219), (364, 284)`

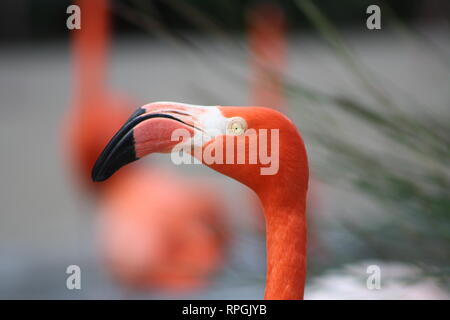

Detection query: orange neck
(253, 116), (308, 300)
(208, 107), (309, 299)
(261, 193), (307, 300)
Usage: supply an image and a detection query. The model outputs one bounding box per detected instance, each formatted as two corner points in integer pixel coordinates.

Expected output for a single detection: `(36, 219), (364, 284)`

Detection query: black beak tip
(90, 106), (148, 183)
(91, 170), (109, 183)
(91, 129), (139, 183)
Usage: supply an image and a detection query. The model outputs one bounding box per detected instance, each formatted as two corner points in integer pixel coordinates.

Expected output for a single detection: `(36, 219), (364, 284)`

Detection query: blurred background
(0, 0), (448, 299)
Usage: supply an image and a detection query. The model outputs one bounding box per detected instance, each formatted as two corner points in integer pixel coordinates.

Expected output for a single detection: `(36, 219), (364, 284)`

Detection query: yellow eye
(226, 117), (247, 136)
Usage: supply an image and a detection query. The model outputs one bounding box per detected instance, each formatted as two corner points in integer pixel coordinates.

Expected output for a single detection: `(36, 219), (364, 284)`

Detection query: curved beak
(91, 105), (196, 182)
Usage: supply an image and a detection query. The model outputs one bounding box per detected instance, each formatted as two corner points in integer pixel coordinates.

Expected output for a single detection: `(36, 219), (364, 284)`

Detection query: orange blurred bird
(63, 0), (133, 191)
(248, 3), (287, 109)
(63, 0), (228, 291)
(98, 168), (227, 290)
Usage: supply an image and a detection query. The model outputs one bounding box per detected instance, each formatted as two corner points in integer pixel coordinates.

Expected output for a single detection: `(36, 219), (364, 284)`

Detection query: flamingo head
(92, 101), (308, 195)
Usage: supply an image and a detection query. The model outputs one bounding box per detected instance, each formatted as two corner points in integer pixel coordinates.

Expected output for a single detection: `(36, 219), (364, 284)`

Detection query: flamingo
(91, 101), (309, 300)
(63, 0), (228, 291)
(98, 167), (227, 291)
(63, 0), (133, 191)
(248, 2), (287, 109)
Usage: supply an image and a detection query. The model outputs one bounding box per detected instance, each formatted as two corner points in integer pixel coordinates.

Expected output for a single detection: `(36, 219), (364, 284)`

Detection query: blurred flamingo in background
(63, 0), (133, 191)
(99, 168), (227, 290)
(62, 0), (228, 292)
(248, 2), (287, 109)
